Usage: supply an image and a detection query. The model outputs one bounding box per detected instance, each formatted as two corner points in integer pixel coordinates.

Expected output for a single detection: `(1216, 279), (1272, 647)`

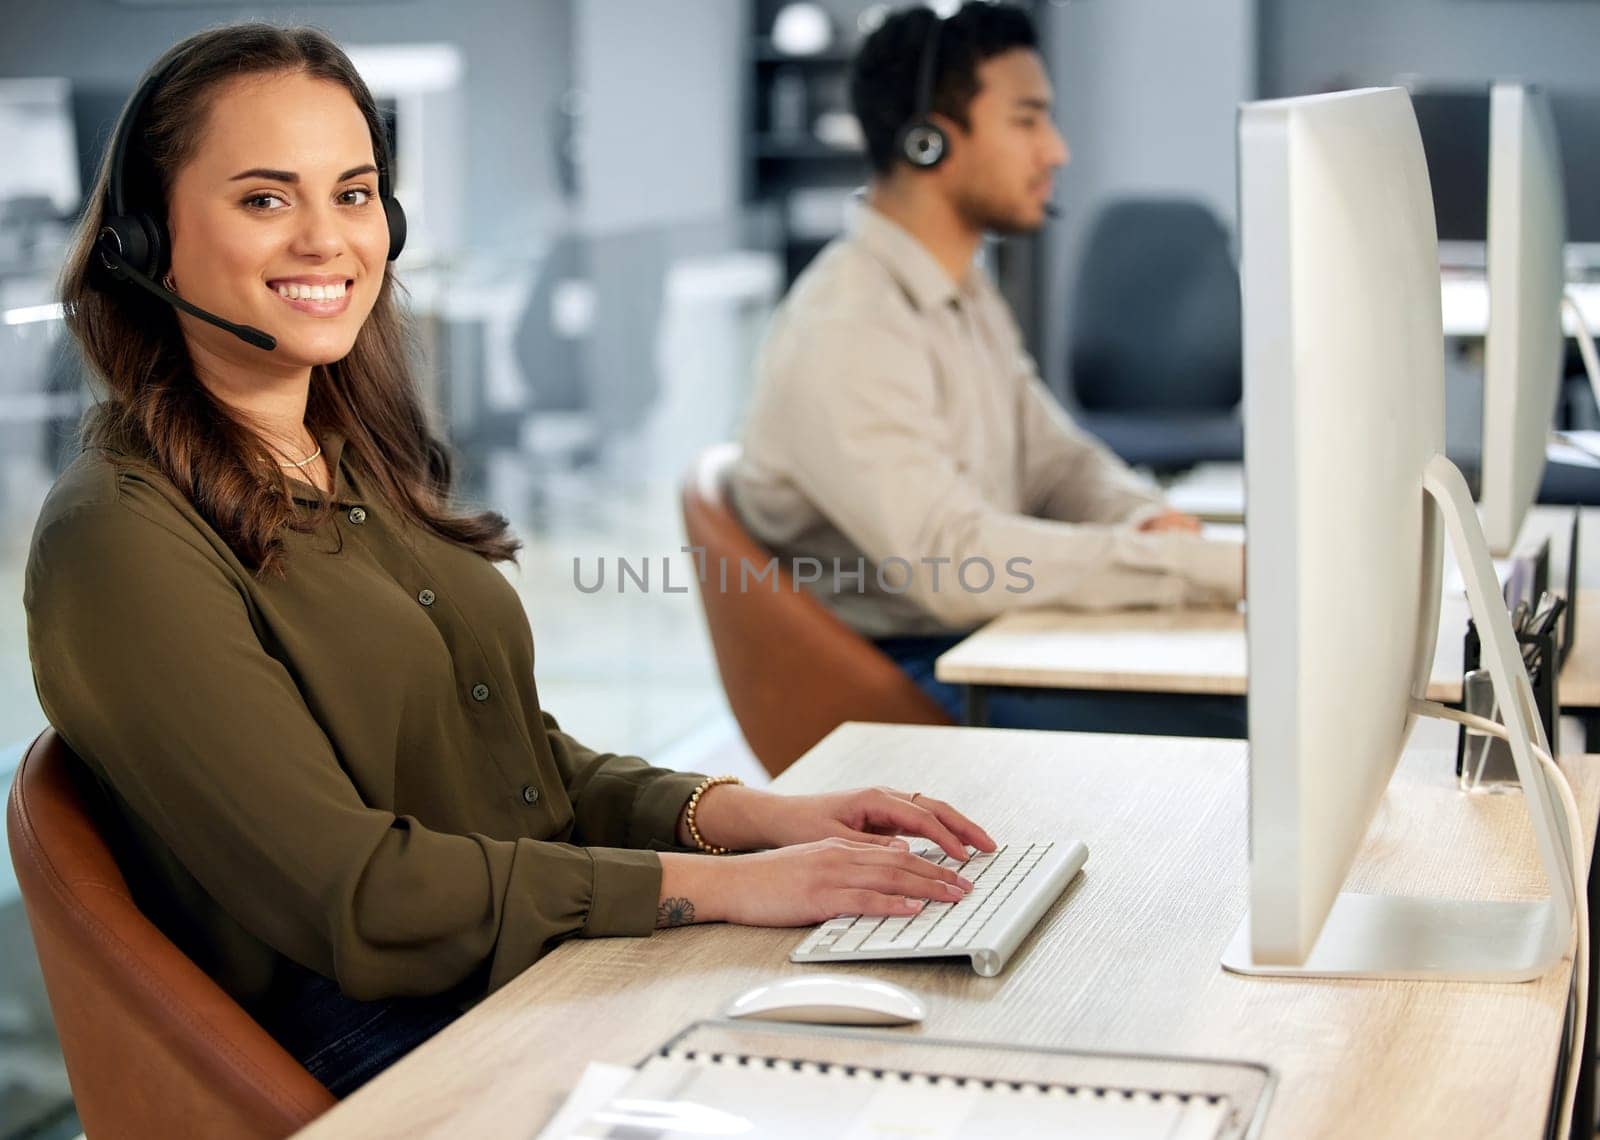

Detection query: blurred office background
(4, 1), (1600, 1136)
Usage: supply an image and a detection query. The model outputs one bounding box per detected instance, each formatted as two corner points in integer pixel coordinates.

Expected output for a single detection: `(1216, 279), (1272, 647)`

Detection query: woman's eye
(340, 187), (373, 206)
(244, 193), (287, 211)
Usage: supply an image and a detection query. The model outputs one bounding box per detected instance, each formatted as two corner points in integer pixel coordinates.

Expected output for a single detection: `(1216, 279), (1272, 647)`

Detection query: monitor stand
(1223, 453), (1577, 981)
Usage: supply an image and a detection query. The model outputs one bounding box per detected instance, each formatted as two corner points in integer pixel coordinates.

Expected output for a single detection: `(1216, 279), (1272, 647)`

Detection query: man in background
(730, 3), (1243, 730)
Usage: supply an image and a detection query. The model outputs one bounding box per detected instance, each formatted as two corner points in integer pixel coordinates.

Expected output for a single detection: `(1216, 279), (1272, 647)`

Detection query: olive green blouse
(24, 433), (704, 1006)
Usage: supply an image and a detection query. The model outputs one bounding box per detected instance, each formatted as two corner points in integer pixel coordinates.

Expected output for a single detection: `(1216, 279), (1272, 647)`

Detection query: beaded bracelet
(684, 775), (743, 855)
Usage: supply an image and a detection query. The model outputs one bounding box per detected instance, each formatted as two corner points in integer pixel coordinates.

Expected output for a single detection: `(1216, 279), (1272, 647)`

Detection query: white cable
(1565, 291), (1600, 419)
(1555, 430), (1600, 466)
(1413, 697), (1586, 1140)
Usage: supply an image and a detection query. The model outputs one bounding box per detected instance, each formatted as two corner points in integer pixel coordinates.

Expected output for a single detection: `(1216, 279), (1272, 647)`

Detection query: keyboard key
(864, 912), (936, 950)
(831, 925), (875, 953)
(885, 923), (938, 950)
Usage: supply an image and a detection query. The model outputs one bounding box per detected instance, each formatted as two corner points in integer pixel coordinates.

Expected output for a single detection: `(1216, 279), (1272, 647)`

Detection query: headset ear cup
(96, 212), (167, 280)
(383, 197), (407, 262)
(97, 214), (151, 279)
(138, 212), (169, 280)
(898, 120), (948, 169)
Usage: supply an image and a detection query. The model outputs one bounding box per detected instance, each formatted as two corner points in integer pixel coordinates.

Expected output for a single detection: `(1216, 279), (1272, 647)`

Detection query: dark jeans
(875, 633), (1248, 738)
(256, 966), (469, 1098)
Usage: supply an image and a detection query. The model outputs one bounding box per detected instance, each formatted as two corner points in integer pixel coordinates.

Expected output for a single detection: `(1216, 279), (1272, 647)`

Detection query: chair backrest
(6, 730), (334, 1139)
(681, 445), (952, 777)
(1069, 197), (1242, 414)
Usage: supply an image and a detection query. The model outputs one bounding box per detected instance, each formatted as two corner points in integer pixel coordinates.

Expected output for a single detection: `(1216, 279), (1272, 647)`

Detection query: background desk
(937, 589), (1600, 746)
(1165, 464), (1600, 525)
(941, 502), (1600, 743)
(293, 724), (1598, 1140)
(1441, 273), (1600, 339)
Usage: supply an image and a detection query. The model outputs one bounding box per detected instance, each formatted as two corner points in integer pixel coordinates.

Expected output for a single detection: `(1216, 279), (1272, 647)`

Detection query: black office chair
(1068, 198), (1243, 473)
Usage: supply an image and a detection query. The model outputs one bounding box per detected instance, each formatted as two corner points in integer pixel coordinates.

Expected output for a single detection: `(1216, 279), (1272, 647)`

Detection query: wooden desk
(937, 589), (1600, 743)
(293, 725), (1599, 1140)
(1441, 273), (1600, 339)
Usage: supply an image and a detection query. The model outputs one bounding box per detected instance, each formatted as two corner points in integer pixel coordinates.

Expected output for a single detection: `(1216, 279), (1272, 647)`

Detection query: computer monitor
(1226, 87), (1573, 980)
(1410, 86), (1491, 252)
(69, 85), (132, 216)
(1551, 92), (1600, 256)
(1412, 84), (1600, 259)
(1480, 83), (1567, 557)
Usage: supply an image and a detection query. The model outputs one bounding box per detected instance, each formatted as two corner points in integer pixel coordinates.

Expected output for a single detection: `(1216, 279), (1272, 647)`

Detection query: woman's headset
(94, 51), (408, 352)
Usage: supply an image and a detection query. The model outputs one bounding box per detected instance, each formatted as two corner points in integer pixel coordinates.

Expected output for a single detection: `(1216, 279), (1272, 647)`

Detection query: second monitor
(1480, 82), (1568, 557)
(1227, 85), (1578, 981)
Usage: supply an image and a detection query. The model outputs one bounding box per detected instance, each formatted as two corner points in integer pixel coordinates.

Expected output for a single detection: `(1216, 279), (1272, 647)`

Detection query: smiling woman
(23, 21), (997, 1106)
(60, 26), (475, 566)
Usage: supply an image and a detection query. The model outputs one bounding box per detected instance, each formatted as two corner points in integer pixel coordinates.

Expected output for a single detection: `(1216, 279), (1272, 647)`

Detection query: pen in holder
(1455, 599), (1562, 792)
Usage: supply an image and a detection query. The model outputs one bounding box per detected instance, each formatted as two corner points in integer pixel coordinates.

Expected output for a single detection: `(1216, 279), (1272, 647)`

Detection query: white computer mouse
(725, 974), (926, 1026)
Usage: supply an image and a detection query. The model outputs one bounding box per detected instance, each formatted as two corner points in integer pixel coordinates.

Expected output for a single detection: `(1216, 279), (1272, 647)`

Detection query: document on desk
(538, 1022), (1273, 1140)
(546, 1054), (1231, 1139)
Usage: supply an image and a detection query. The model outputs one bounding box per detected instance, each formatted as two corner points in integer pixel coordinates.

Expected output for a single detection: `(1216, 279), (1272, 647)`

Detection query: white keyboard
(789, 840), (1090, 977)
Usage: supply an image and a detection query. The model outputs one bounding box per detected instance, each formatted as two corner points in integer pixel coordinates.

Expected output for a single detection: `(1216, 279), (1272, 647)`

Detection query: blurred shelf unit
(752, 40), (855, 66)
(745, 2), (876, 284)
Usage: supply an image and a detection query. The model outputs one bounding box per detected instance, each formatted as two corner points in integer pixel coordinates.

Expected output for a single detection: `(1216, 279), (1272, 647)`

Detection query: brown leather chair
(6, 729), (335, 1139)
(681, 445), (952, 777)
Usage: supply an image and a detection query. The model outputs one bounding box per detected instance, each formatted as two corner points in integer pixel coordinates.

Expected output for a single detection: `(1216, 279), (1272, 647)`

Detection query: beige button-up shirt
(730, 205), (1244, 639)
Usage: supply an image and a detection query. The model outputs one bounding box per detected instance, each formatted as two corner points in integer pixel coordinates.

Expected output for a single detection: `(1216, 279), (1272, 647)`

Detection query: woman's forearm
(657, 852), (727, 926)
(675, 783), (779, 851)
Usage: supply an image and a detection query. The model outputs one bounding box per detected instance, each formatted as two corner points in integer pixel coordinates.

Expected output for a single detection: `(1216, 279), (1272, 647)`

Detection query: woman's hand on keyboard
(691, 785), (995, 862)
(675, 838), (975, 927)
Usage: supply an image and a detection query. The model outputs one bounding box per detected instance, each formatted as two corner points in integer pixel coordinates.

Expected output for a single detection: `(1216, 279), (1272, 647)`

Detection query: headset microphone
(99, 244), (277, 351)
(1044, 203), (1061, 219)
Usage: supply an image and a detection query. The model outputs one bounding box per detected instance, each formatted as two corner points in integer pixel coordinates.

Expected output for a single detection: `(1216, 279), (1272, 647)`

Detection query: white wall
(1041, 0), (1255, 400)
(574, 0), (747, 235)
(0, 0), (575, 252)
(1260, 0), (1600, 97)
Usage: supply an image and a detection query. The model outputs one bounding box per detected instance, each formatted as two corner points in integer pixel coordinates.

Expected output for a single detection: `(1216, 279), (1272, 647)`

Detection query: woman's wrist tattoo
(657, 897), (696, 928)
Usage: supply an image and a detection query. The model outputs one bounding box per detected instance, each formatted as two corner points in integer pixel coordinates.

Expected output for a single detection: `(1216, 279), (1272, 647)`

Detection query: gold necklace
(275, 445), (323, 469)
(271, 433), (322, 469)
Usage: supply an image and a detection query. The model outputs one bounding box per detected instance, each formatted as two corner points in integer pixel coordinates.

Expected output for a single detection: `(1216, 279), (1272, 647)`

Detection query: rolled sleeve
(583, 848), (666, 936)
(1017, 373), (1166, 525)
(542, 713), (703, 850)
(776, 318), (1243, 620)
(486, 844), (662, 989)
(1171, 536), (1245, 606)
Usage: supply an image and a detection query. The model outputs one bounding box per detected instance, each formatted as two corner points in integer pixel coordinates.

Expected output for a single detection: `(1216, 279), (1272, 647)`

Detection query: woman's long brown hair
(61, 23), (519, 575)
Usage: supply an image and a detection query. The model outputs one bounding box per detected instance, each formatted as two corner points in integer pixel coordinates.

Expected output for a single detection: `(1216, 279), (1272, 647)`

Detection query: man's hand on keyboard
(677, 838), (976, 927)
(695, 786), (996, 862)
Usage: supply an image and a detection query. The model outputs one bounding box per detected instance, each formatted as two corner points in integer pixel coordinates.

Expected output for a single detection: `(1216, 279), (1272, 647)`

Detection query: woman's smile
(266, 274), (355, 316)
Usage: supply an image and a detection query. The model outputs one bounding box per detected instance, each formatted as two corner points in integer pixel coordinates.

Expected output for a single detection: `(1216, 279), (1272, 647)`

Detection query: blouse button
(418, 588), (436, 607)
(348, 507), (367, 525)
(520, 784), (540, 806)
(471, 683), (491, 703)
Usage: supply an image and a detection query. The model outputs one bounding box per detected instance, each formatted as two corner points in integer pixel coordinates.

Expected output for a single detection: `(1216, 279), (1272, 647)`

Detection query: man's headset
(894, 11), (950, 170)
(889, 9), (1061, 218)
(94, 53), (408, 353)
